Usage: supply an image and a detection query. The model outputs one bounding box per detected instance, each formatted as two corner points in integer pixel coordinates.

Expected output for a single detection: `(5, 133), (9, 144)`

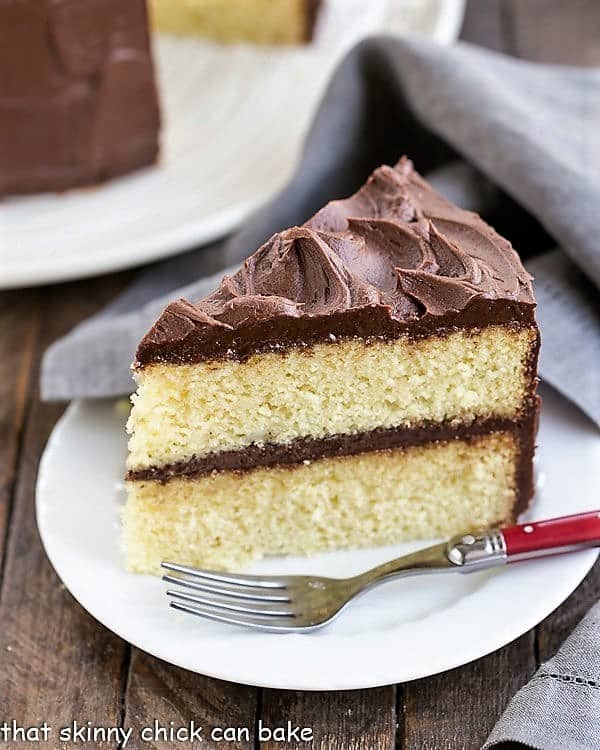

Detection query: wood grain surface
(1, 2), (598, 748)
(123, 652), (257, 750)
(0, 279), (131, 749)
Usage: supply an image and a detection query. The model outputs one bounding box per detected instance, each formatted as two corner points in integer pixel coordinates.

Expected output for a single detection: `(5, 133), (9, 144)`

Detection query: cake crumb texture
(127, 326), (536, 470)
(124, 432), (518, 573)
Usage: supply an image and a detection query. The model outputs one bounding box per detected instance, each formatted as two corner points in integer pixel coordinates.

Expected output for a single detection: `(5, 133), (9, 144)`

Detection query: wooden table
(1, 2), (599, 748)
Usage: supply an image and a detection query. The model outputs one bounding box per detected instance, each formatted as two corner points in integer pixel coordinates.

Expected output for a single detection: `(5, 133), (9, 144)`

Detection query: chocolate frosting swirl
(137, 158), (535, 366)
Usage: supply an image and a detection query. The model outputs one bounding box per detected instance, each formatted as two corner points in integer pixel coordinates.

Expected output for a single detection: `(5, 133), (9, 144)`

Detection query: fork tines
(161, 561), (297, 631)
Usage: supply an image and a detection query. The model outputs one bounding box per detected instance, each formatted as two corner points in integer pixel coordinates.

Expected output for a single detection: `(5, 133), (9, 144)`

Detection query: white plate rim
(2, 200), (256, 290)
(36, 389), (600, 690)
(431, 0), (466, 44)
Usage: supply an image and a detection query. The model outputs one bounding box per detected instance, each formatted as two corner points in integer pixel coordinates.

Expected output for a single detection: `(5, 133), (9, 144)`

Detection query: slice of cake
(150, 0), (322, 44)
(124, 157), (540, 573)
(0, 0), (160, 196)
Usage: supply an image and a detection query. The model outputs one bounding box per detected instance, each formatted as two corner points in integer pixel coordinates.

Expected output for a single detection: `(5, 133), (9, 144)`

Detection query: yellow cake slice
(125, 157), (540, 573)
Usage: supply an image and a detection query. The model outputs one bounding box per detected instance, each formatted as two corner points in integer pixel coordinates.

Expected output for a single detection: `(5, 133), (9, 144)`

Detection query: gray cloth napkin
(484, 599), (600, 750)
(41, 36), (600, 427)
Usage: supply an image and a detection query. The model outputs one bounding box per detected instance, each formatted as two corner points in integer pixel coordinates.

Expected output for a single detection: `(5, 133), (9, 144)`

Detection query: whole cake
(0, 0), (160, 196)
(150, 0), (322, 44)
(125, 158), (540, 573)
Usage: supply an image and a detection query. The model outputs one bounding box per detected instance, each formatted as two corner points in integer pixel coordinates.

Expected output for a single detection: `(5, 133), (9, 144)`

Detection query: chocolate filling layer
(127, 405), (539, 514)
(304, 0), (322, 41)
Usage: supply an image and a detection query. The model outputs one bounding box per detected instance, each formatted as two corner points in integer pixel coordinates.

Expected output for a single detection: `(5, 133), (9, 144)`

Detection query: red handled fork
(163, 511), (600, 632)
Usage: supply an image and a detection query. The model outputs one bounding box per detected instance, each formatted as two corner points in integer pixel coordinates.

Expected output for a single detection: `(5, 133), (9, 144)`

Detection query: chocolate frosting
(0, 0), (160, 195)
(137, 158), (536, 366)
(304, 0), (323, 41)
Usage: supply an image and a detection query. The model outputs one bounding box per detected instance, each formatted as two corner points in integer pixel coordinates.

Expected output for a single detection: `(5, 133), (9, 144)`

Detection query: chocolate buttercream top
(136, 158), (536, 366)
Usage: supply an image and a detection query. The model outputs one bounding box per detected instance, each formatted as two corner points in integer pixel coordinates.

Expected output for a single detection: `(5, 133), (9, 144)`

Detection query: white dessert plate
(0, 0), (465, 289)
(37, 385), (599, 690)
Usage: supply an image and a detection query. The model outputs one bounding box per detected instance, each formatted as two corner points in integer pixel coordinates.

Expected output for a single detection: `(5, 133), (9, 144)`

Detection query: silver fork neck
(351, 530), (507, 591)
(350, 542), (454, 590)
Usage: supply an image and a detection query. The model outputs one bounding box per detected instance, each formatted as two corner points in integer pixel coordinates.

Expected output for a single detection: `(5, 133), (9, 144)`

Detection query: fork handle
(502, 511), (600, 561)
(354, 511), (600, 591)
(448, 511), (600, 571)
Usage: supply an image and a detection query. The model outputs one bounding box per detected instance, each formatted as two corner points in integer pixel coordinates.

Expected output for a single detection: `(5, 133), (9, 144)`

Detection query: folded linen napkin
(485, 597), (600, 750)
(41, 36), (600, 428)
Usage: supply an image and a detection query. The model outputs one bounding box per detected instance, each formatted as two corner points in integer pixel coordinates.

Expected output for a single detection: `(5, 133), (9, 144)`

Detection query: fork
(163, 510), (600, 632)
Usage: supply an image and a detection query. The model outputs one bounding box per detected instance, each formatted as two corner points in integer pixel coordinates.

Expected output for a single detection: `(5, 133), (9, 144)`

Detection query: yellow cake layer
(124, 432), (517, 573)
(150, 0), (310, 44)
(127, 326), (536, 470)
